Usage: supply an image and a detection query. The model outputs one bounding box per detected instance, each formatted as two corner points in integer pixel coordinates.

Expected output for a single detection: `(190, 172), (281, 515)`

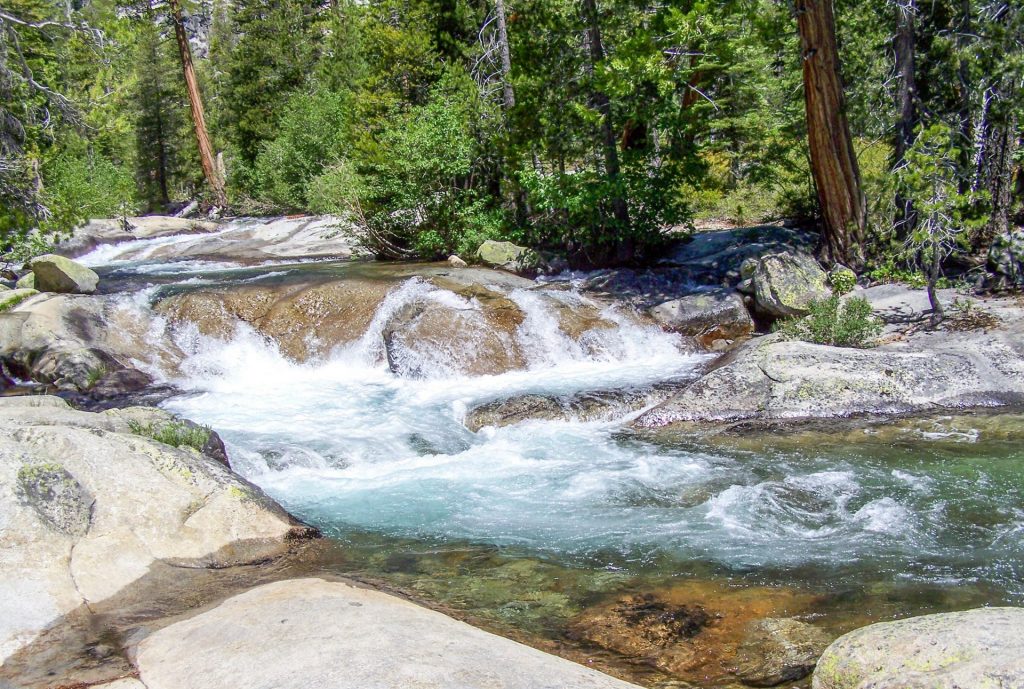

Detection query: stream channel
(75, 230), (1024, 687)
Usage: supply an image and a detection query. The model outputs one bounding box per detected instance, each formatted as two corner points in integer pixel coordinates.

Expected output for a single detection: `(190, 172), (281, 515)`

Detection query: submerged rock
(464, 389), (663, 431)
(812, 607), (1024, 689)
(649, 288), (754, 349)
(28, 254), (100, 294)
(735, 618), (830, 686)
(0, 396), (316, 665)
(753, 251), (830, 318)
(135, 577), (640, 689)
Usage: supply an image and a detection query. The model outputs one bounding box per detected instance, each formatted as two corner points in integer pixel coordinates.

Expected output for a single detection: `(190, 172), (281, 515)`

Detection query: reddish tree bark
(796, 0), (867, 270)
(168, 0), (226, 206)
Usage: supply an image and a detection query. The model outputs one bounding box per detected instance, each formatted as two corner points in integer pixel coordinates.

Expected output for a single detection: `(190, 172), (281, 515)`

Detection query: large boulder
(812, 607), (1024, 689)
(0, 292), (179, 394)
(649, 288), (754, 349)
(156, 278), (395, 362)
(0, 396), (315, 665)
(635, 314), (1024, 427)
(477, 240), (541, 274)
(135, 577), (640, 689)
(28, 254), (99, 294)
(987, 227), (1024, 289)
(753, 251), (831, 318)
(660, 226), (818, 284)
(735, 618), (831, 686)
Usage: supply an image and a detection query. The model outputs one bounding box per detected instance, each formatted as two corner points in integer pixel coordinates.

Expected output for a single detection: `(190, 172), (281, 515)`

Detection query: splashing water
(90, 266), (1015, 599)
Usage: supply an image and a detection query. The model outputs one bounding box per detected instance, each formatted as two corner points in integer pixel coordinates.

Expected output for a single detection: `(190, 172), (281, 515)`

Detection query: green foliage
(252, 89), (352, 210)
(127, 419), (212, 452)
(40, 143), (137, 236)
(776, 295), (882, 348)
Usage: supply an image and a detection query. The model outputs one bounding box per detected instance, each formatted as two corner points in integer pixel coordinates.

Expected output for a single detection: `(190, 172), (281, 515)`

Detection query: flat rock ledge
(135, 578), (641, 689)
(0, 396), (314, 665)
(812, 607), (1024, 689)
(635, 315), (1024, 428)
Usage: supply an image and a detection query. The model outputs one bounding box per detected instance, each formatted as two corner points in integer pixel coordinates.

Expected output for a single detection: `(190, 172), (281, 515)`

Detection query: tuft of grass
(127, 419), (212, 452)
(85, 365), (107, 389)
(775, 295), (881, 348)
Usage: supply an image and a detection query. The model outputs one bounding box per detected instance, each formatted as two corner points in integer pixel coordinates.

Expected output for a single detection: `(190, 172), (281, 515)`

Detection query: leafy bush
(776, 295), (881, 348)
(41, 145), (137, 236)
(127, 419), (212, 452)
(312, 68), (508, 259)
(252, 89), (352, 210)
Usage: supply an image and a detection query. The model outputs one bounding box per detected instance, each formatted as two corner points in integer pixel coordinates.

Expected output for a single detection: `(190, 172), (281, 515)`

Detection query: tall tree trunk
(168, 0), (226, 206)
(893, 0), (917, 236)
(581, 0), (632, 263)
(796, 0), (867, 270)
(494, 0), (515, 111)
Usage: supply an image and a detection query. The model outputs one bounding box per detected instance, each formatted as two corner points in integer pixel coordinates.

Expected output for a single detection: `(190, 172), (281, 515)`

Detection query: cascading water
(77, 235), (1024, 614)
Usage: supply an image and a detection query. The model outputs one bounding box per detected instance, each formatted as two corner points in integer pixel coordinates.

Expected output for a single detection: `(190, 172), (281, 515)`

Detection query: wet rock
(135, 578), (641, 689)
(57, 217), (221, 258)
(29, 254), (99, 294)
(464, 389), (661, 431)
(0, 288), (39, 313)
(986, 228), (1024, 289)
(477, 239), (541, 275)
(447, 254), (468, 268)
(812, 607), (1024, 689)
(0, 293), (177, 393)
(649, 289), (754, 349)
(635, 316), (1024, 427)
(381, 288), (525, 377)
(0, 396), (315, 664)
(753, 251), (830, 318)
(156, 279), (395, 362)
(734, 618), (830, 687)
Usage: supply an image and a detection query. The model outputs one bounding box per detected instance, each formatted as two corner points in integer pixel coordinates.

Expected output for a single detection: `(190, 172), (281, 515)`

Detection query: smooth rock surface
(477, 239), (539, 274)
(649, 288), (754, 349)
(636, 308), (1024, 427)
(464, 389), (664, 431)
(812, 607), (1024, 689)
(58, 217), (220, 258)
(136, 578), (640, 689)
(0, 397), (313, 664)
(735, 618), (830, 686)
(15, 272), (34, 290)
(28, 254), (99, 294)
(753, 251), (830, 318)
(0, 293), (177, 392)
(660, 226), (818, 281)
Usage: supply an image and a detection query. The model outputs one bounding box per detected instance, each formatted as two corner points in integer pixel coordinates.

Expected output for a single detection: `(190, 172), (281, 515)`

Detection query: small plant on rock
(127, 420), (212, 452)
(776, 295), (881, 348)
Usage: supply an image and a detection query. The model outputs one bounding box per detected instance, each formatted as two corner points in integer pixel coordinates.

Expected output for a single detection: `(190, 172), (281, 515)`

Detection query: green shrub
(251, 89), (352, 210)
(776, 295), (881, 348)
(127, 420), (212, 452)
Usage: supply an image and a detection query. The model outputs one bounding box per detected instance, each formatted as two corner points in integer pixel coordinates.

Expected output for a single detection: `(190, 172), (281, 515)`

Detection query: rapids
(72, 235), (1024, 683)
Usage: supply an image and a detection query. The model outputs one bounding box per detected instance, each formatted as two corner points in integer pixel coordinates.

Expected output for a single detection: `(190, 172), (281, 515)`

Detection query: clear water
(78, 240), (1024, 685)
